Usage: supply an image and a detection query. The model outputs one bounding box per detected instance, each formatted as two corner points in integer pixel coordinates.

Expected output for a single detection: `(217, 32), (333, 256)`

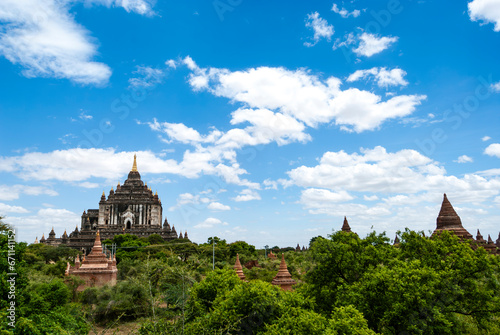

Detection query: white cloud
(353, 33), (398, 57)
(300, 188), (354, 205)
(491, 81), (500, 92)
(207, 202), (231, 211)
(304, 12), (334, 47)
(263, 179), (278, 190)
(128, 65), (165, 88)
(287, 146), (500, 203)
(0, 148), (259, 189)
(332, 32), (356, 50)
(0, 0), (112, 85)
(194, 217), (228, 229)
(455, 155), (474, 163)
(364, 195), (379, 201)
(83, 0), (156, 16)
(79, 110), (93, 120)
(78, 182), (100, 188)
(0, 203), (29, 213)
(468, 0), (500, 32)
(347, 67), (408, 88)
(482, 136), (492, 141)
(165, 59), (177, 69)
(0, 184), (58, 201)
(181, 58), (426, 132)
(233, 189), (261, 202)
(6, 208), (80, 243)
(331, 4), (361, 18)
(485, 143), (500, 158)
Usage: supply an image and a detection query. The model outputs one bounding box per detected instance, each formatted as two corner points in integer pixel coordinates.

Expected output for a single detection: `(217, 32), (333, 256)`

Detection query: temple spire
(341, 216), (352, 233)
(234, 254), (246, 281)
(131, 154), (138, 172)
(432, 193), (472, 239)
(271, 254), (296, 291)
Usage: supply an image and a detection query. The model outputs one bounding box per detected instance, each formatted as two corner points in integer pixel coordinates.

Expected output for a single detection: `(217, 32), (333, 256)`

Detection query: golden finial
(97, 230), (100, 236)
(155, 190), (158, 196)
(102, 191), (105, 196)
(111, 186), (114, 191)
(131, 154), (138, 172)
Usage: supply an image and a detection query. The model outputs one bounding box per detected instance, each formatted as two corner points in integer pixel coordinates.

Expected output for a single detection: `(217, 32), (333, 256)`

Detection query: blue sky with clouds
(1, 0), (500, 247)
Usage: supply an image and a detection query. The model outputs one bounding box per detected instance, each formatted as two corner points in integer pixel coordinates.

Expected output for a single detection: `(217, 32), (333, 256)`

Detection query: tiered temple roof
(65, 231), (117, 291)
(234, 254), (246, 281)
(341, 216), (352, 233)
(432, 194), (473, 240)
(271, 253), (296, 291)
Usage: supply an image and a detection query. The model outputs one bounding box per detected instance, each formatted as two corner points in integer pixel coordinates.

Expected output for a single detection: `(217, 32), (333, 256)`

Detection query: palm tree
(0, 216), (12, 233)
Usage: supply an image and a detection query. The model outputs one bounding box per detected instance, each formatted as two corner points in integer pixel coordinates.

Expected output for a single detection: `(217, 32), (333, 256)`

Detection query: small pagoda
(341, 216), (352, 233)
(65, 230), (117, 291)
(234, 254), (247, 281)
(271, 254), (296, 291)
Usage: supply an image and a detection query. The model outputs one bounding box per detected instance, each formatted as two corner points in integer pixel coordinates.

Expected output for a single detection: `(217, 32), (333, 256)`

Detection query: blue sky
(1, 0), (500, 248)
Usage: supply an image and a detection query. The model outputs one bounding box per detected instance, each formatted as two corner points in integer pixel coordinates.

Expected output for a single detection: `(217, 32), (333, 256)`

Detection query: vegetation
(1, 217), (499, 334)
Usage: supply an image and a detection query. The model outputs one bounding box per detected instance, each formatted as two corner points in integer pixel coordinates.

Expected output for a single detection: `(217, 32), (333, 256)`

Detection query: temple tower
(432, 194), (473, 239)
(271, 254), (296, 291)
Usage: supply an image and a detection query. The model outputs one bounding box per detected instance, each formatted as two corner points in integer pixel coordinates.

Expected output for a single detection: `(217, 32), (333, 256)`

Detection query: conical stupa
(432, 194), (472, 239)
(341, 216), (352, 233)
(234, 254), (246, 281)
(271, 254), (296, 291)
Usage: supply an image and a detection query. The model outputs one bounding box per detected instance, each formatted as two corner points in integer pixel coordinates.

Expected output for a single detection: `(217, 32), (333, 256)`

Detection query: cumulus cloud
(194, 217), (228, 229)
(353, 33), (398, 57)
(455, 155), (474, 163)
(0, 0), (112, 85)
(484, 143), (500, 158)
(0, 148), (258, 189)
(468, 0), (500, 31)
(0, 203), (29, 213)
(6, 208), (80, 243)
(347, 67), (408, 88)
(180, 57), (425, 132)
(304, 12), (334, 47)
(331, 4), (361, 18)
(287, 146), (500, 203)
(233, 189), (261, 202)
(207, 202), (231, 211)
(0, 184), (58, 201)
(482, 136), (492, 141)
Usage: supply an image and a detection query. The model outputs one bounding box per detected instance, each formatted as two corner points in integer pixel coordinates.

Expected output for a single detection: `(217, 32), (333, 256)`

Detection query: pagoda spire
(271, 254), (296, 291)
(131, 154), (138, 172)
(234, 254), (246, 281)
(341, 216), (352, 233)
(432, 194), (472, 239)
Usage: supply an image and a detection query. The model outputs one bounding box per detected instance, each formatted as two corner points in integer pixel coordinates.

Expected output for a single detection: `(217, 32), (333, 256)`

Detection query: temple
(38, 155), (187, 253)
(271, 253), (296, 291)
(65, 231), (117, 291)
(341, 216), (352, 233)
(234, 254), (247, 281)
(432, 193), (473, 239)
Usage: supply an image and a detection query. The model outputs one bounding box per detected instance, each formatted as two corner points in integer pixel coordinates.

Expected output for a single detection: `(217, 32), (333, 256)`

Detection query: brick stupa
(66, 230), (117, 291)
(432, 194), (472, 240)
(341, 216), (352, 233)
(271, 254), (296, 291)
(234, 254), (246, 281)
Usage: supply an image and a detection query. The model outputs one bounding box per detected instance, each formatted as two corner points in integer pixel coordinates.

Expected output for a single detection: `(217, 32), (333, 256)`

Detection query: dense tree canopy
(1, 223), (499, 334)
